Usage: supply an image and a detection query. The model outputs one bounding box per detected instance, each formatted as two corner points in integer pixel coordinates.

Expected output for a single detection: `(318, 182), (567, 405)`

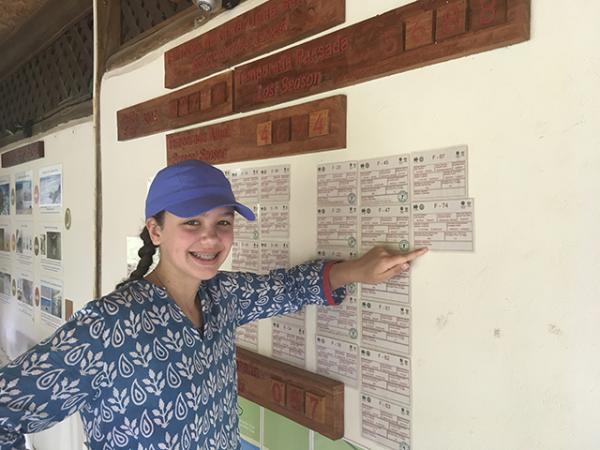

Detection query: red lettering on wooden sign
(235, 0), (529, 112)
(117, 72), (233, 141)
(167, 95), (346, 166)
(305, 392), (325, 422)
(470, 0), (507, 31)
(271, 379), (287, 406)
(309, 109), (329, 137)
(165, 0), (345, 88)
(436, 0), (468, 41)
(287, 384), (305, 413)
(257, 121), (273, 146)
(405, 10), (434, 50)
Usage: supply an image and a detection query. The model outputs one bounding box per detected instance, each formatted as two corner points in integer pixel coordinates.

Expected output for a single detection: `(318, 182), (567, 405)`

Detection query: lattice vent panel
(121, 0), (192, 44)
(0, 12), (93, 138)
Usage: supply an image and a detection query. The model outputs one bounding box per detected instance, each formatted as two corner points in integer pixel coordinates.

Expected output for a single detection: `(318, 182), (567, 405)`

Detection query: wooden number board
(165, 0), (345, 88)
(117, 72), (233, 141)
(166, 95), (346, 165)
(236, 346), (344, 439)
(234, 0), (530, 111)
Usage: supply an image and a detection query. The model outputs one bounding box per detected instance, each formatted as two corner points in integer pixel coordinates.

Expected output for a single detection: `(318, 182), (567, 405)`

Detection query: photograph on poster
(0, 227), (10, 252)
(15, 176), (33, 215)
(39, 166), (62, 211)
(40, 284), (62, 318)
(0, 183), (10, 215)
(15, 227), (33, 256)
(46, 231), (61, 261)
(17, 277), (33, 306)
(0, 271), (11, 298)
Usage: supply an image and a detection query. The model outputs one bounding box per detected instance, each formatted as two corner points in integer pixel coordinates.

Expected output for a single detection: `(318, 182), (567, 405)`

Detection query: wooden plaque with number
(234, 0), (530, 111)
(165, 0), (345, 88)
(117, 72), (233, 141)
(236, 346), (344, 439)
(166, 95), (346, 165)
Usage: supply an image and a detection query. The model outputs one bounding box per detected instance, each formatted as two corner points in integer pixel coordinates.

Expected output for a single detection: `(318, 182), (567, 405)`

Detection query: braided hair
(116, 212), (164, 289)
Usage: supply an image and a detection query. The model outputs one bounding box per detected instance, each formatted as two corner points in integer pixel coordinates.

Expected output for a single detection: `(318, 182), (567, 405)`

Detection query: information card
(361, 392), (410, 450)
(411, 198), (475, 251)
(316, 335), (359, 386)
(317, 162), (358, 206)
(359, 155), (410, 205)
(411, 145), (468, 201)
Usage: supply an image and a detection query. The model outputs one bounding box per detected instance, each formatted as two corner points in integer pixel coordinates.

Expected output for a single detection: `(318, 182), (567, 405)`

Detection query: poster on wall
(38, 165), (63, 214)
(14, 171), (33, 216)
(14, 222), (33, 265)
(0, 175), (10, 216)
(15, 269), (34, 320)
(39, 279), (64, 329)
(0, 266), (11, 305)
(39, 225), (63, 272)
(0, 221), (11, 258)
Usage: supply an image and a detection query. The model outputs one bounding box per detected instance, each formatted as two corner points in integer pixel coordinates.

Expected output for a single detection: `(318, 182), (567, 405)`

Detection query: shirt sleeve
(215, 260), (347, 327)
(0, 304), (108, 450)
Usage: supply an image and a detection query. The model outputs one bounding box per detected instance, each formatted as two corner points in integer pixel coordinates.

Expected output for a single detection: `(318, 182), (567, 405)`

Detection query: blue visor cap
(145, 160), (256, 221)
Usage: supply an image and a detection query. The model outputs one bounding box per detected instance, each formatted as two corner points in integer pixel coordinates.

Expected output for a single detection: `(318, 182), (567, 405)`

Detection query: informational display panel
(224, 143), (474, 449)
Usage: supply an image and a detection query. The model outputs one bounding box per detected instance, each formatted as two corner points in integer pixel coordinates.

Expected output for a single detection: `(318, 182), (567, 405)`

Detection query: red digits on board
(478, 0), (497, 26)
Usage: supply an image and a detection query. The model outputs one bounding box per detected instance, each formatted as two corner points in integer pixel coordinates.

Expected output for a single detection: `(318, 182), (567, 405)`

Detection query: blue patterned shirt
(0, 261), (344, 450)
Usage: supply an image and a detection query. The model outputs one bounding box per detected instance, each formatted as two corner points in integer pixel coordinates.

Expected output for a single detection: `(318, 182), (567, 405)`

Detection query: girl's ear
(146, 218), (162, 246)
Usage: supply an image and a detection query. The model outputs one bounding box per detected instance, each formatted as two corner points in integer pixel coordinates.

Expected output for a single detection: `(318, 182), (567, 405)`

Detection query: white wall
(99, 1), (600, 449)
(0, 118), (96, 450)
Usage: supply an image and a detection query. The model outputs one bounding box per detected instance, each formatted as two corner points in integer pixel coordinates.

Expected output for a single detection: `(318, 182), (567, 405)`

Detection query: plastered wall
(0, 119), (95, 450)
(97, 0), (598, 449)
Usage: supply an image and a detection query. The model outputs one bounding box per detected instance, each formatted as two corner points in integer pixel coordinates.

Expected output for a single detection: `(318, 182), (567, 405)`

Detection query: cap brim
(166, 196), (256, 221)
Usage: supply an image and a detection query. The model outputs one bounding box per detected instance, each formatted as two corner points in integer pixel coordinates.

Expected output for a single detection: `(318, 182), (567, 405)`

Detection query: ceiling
(0, 0), (51, 46)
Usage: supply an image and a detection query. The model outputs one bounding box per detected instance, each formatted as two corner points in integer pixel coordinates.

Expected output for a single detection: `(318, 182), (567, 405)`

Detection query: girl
(0, 160), (427, 450)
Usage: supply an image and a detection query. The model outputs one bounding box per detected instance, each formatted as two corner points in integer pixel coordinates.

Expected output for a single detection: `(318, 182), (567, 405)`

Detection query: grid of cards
(316, 145), (473, 449)
(226, 165), (295, 355)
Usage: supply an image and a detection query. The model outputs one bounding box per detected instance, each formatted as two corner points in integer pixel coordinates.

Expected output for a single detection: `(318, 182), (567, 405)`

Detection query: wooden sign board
(234, 0), (530, 111)
(1, 141), (44, 167)
(166, 95), (346, 165)
(164, 0), (345, 88)
(117, 72), (233, 141)
(236, 346), (344, 439)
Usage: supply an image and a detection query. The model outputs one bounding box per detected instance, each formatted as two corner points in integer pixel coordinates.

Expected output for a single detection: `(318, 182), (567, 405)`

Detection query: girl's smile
(148, 207), (235, 283)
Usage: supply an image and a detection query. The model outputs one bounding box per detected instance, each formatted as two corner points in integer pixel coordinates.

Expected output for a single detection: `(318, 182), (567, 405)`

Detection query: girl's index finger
(396, 247), (428, 263)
